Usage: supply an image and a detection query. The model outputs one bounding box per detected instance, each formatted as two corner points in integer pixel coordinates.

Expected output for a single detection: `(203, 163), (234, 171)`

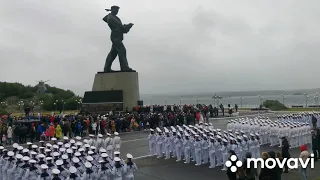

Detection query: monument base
(83, 71), (140, 111)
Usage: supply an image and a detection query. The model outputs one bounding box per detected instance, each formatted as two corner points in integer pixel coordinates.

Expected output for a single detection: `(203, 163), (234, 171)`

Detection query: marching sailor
(81, 162), (96, 180)
(66, 166), (81, 180)
(111, 157), (126, 180)
(37, 164), (51, 180)
(124, 153), (138, 180)
(113, 132), (121, 152)
(148, 129), (156, 156)
(104, 133), (114, 159)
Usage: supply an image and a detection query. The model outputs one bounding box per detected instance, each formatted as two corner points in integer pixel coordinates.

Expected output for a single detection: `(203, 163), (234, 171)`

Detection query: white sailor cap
(114, 157), (121, 162)
(76, 136), (82, 140)
(16, 154), (23, 159)
(39, 147), (45, 149)
(90, 146), (96, 150)
(56, 160), (63, 166)
(107, 133), (111, 136)
(38, 154), (45, 158)
(99, 148), (106, 153)
(83, 139), (88, 143)
(0, 146), (4, 150)
(223, 139), (228, 143)
(76, 142), (83, 146)
(114, 132), (119, 136)
(7, 151), (14, 156)
(26, 142), (33, 145)
(126, 153), (133, 159)
(69, 166), (77, 173)
(31, 151), (37, 155)
(12, 143), (19, 148)
(23, 156), (30, 161)
(101, 153), (108, 158)
(74, 152), (81, 157)
(114, 151), (120, 155)
(51, 137), (57, 141)
(53, 152), (60, 157)
(53, 145), (59, 149)
(71, 146), (77, 150)
(86, 156), (93, 161)
(89, 134), (94, 137)
(52, 169), (60, 174)
(85, 161), (92, 168)
(250, 133), (254, 136)
(29, 159), (37, 164)
(99, 159), (105, 163)
(46, 143), (52, 147)
(240, 131), (244, 133)
(41, 164), (49, 169)
(59, 148), (66, 152)
(64, 143), (70, 148)
(84, 144), (90, 148)
(23, 149), (29, 153)
(255, 133), (259, 136)
(72, 157), (80, 163)
(216, 135), (221, 139)
(46, 157), (53, 161)
(32, 145), (38, 149)
(78, 148), (84, 152)
(210, 136), (215, 140)
(98, 134), (103, 138)
(57, 142), (63, 146)
(66, 149), (73, 154)
(63, 136), (69, 140)
(88, 151), (94, 155)
(62, 154), (68, 159)
(17, 146), (23, 150)
(70, 139), (76, 144)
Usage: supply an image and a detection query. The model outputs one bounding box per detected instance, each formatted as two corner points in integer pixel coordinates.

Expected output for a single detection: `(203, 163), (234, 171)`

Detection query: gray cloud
(1, 0), (320, 95)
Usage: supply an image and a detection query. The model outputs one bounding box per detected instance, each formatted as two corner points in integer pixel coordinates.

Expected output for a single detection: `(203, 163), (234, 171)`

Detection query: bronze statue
(103, 6), (135, 72)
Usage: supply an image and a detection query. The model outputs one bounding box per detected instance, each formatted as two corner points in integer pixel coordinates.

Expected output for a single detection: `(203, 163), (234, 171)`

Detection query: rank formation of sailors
(147, 122), (257, 171)
(147, 115), (313, 170)
(0, 134), (138, 180)
(226, 115), (312, 148)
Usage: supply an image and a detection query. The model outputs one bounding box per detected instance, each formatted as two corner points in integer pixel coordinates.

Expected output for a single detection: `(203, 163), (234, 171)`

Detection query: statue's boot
(121, 68), (136, 72)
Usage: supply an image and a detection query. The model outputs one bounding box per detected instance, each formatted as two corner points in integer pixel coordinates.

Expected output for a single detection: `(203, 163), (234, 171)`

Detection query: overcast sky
(1, 0), (320, 96)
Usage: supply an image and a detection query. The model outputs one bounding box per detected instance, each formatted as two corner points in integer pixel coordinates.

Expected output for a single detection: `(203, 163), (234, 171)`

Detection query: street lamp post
(281, 94), (286, 106)
(164, 97), (167, 106)
(303, 93), (308, 108)
(179, 96), (182, 106)
(39, 100), (44, 114)
(62, 100), (65, 112)
(18, 101), (24, 115)
(196, 96), (199, 105)
(258, 95), (263, 106)
(240, 97), (244, 108)
(149, 97), (152, 106)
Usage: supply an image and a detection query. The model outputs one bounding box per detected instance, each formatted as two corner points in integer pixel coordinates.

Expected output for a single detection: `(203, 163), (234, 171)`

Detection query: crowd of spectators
(0, 104), (234, 145)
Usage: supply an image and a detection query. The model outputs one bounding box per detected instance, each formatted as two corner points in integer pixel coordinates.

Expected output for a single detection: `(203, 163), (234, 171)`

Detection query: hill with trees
(0, 82), (81, 114)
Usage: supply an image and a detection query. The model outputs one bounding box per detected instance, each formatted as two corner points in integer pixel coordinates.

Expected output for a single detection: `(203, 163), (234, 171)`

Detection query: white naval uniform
(124, 163), (138, 180)
(194, 140), (202, 166)
(174, 137), (182, 162)
(183, 139), (191, 163)
(148, 133), (156, 156)
(214, 141), (222, 166)
(104, 137), (114, 159)
(111, 166), (126, 180)
(113, 136), (121, 152)
(95, 138), (104, 152)
(96, 166), (112, 180)
(208, 141), (216, 168)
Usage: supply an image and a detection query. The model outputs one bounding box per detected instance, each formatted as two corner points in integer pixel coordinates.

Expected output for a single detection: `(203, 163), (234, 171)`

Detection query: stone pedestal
(92, 71), (140, 110)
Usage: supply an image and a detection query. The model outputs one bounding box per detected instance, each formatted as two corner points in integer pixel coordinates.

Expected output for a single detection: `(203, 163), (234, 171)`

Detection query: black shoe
(121, 68), (135, 72)
(104, 69), (115, 73)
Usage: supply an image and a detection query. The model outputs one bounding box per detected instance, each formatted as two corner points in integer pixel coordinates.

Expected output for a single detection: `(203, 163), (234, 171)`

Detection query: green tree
(263, 100), (288, 111)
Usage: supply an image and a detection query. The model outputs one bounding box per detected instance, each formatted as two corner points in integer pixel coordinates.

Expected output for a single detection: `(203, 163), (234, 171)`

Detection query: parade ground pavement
(7, 111), (320, 179)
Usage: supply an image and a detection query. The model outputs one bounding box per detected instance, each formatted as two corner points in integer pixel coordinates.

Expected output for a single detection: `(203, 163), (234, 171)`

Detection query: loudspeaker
(137, 100), (143, 106)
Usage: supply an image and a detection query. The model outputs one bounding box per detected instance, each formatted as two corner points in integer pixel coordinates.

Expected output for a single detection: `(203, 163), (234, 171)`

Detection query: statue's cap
(106, 5), (119, 11)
